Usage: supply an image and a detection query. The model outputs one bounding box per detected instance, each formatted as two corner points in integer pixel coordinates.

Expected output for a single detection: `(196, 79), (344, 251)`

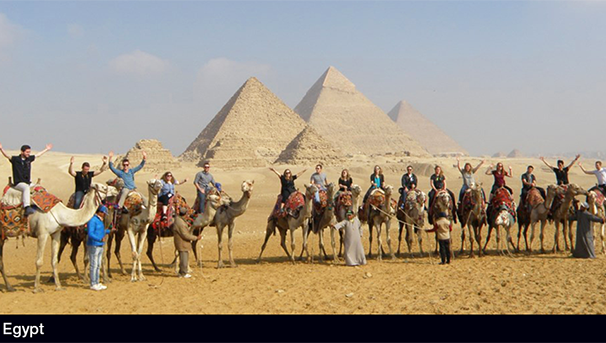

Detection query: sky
(0, 1), (605, 157)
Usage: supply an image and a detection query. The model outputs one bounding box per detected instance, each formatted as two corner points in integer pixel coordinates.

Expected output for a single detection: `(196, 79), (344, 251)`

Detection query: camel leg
(50, 232), (64, 291)
(217, 224), (225, 269)
(100, 243), (110, 284)
(567, 220), (574, 251)
(127, 229), (139, 282)
(330, 226), (339, 263)
(114, 228), (127, 275)
(317, 228), (325, 262)
(601, 223), (606, 255)
(146, 227), (161, 272)
(137, 231), (147, 281)
(562, 220), (570, 251)
(0, 241), (15, 292)
(516, 223), (523, 252)
(257, 221), (274, 263)
(57, 229), (69, 264)
(227, 222), (237, 268)
(553, 222), (560, 253)
(468, 225), (475, 258)
(483, 225), (493, 255)
(376, 223), (383, 261)
(416, 225), (424, 257)
(397, 222), (404, 256)
(474, 223), (483, 258)
(105, 231), (114, 279)
(301, 220), (311, 263)
(34, 233), (49, 293)
(385, 220), (395, 260)
(298, 221), (312, 261)
(367, 222), (373, 258)
(459, 224), (466, 256)
(70, 236), (83, 281)
(290, 228), (297, 264)
(529, 222), (536, 253)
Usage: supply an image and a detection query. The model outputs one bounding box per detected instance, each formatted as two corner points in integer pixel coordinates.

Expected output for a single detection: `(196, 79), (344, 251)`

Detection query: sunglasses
(123, 164), (130, 167)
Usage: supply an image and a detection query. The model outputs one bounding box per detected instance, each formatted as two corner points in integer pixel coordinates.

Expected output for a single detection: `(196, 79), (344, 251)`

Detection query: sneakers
(90, 284), (106, 291)
(178, 273), (192, 278)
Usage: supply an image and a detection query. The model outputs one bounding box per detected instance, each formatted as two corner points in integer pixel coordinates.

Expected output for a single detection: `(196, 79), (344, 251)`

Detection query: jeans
(88, 245), (104, 286)
(438, 239), (451, 264)
(14, 182), (31, 207)
(74, 191), (85, 209)
(197, 190), (207, 213)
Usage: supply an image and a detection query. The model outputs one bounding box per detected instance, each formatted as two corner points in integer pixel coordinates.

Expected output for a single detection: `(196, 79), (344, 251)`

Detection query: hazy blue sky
(1, 1), (605, 157)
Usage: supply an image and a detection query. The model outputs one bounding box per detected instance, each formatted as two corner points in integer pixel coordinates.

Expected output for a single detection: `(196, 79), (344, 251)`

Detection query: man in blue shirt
(108, 151), (147, 213)
(87, 205), (112, 291)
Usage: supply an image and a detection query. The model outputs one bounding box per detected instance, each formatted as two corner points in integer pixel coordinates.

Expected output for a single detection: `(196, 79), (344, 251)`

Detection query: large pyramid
(388, 101), (467, 156)
(275, 126), (345, 166)
(294, 66), (429, 157)
(181, 77), (308, 168)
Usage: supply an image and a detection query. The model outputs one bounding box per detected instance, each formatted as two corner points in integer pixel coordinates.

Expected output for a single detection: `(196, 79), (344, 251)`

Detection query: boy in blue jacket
(87, 205), (111, 291)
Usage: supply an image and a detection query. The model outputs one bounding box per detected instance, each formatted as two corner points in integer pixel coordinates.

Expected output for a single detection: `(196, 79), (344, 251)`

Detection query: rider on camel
(486, 162), (513, 202)
(520, 165), (546, 211)
(540, 155), (580, 186)
(456, 157), (485, 207)
(427, 165), (456, 224)
(579, 160), (606, 196)
(399, 165), (418, 210)
(269, 167), (307, 214)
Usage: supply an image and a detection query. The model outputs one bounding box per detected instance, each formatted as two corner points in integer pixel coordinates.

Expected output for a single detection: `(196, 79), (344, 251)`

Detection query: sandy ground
(0, 151), (605, 314)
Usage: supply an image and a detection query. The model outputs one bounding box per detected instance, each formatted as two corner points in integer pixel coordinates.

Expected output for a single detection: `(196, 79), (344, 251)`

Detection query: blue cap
(215, 182), (222, 192)
(97, 205), (108, 214)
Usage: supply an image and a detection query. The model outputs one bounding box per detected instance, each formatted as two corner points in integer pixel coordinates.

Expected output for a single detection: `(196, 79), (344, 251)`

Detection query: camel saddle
(123, 192), (144, 217)
(271, 192), (305, 219)
(1, 185), (62, 239)
(313, 190), (329, 212)
(336, 191), (353, 208)
(525, 188), (545, 207)
(193, 189), (229, 215)
(488, 188), (516, 223)
(151, 196), (177, 232)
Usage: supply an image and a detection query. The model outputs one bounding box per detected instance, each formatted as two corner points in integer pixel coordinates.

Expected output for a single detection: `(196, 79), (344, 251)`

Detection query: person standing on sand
(0, 142), (53, 217)
(108, 150), (147, 213)
(572, 202), (604, 259)
(172, 207), (201, 278)
(87, 205), (113, 291)
(331, 210), (366, 266)
(424, 212), (452, 265)
(68, 155), (109, 209)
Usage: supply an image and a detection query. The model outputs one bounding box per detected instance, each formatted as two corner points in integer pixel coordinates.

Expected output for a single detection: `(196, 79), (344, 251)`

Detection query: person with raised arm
(68, 155), (108, 209)
(540, 155), (580, 186)
(269, 167), (307, 213)
(108, 150), (147, 213)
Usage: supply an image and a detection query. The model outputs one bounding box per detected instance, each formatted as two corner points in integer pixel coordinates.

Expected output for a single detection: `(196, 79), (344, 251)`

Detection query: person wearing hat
(331, 210), (366, 266)
(425, 212), (452, 265)
(572, 202), (604, 259)
(87, 205), (113, 291)
(172, 207), (201, 278)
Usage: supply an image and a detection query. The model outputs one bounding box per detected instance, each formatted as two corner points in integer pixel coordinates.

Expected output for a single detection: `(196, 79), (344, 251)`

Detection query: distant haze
(0, 2), (605, 157)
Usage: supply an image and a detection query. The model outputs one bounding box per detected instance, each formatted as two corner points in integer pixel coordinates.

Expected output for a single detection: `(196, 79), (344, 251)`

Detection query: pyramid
(294, 66), (429, 157)
(182, 77), (308, 168)
(388, 101), (467, 156)
(121, 139), (181, 171)
(507, 149), (524, 158)
(275, 126), (345, 166)
(492, 151), (506, 158)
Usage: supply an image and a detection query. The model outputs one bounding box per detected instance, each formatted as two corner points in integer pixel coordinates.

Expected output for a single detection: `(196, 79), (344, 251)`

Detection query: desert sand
(0, 151), (605, 314)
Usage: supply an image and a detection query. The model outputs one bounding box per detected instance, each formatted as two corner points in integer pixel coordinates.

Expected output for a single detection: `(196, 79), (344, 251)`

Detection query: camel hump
(124, 191), (144, 216)
(526, 188), (545, 206)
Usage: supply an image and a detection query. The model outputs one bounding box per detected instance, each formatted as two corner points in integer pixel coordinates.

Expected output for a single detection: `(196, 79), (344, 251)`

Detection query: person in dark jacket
(87, 205), (112, 291)
(363, 165), (385, 204)
(269, 167), (307, 213)
(399, 165), (418, 208)
(173, 207), (201, 278)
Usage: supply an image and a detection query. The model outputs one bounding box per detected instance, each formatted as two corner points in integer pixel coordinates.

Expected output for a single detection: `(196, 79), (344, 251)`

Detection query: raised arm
(506, 166), (513, 178)
(92, 155), (109, 176)
(131, 153), (146, 173)
(456, 157), (462, 173)
(567, 154), (581, 170)
(295, 169), (307, 178)
(0, 143), (10, 161)
(578, 162), (593, 175)
(473, 160), (485, 173)
(68, 156), (77, 177)
(268, 167), (281, 178)
(36, 143), (53, 158)
(485, 165), (494, 175)
(539, 157), (554, 169)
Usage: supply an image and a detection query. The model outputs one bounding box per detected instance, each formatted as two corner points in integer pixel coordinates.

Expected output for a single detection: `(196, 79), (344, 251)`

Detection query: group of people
(2, 142), (606, 288)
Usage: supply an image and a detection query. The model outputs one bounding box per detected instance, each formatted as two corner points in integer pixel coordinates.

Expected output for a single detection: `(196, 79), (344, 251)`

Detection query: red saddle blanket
(272, 192), (305, 218)
(0, 186), (62, 239)
(124, 192), (144, 217)
(313, 190), (329, 212)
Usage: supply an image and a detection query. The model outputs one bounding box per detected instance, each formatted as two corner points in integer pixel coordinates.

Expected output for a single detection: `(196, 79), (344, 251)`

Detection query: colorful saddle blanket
(0, 185), (62, 239)
(313, 190), (329, 212)
(488, 188), (516, 222)
(124, 192), (144, 217)
(271, 191), (305, 218)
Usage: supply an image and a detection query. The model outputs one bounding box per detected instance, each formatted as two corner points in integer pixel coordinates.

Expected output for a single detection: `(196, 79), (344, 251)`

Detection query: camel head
(107, 178), (125, 190)
(351, 184), (362, 197)
(304, 184), (318, 199)
(567, 183), (588, 197)
(326, 182), (338, 199)
(207, 194), (221, 210)
(91, 182), (119, 200)
(241, 180), (254, 193)
(495, 210), (514, 226)
(435, 191), (452, 211)
(383, 185), (393, 197)
(147, 179), (163, 196)
(406, 190), (426, 209)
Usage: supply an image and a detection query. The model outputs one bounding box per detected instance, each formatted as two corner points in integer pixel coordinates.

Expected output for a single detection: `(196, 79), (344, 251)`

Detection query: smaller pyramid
(492, 151), (506, 158)
(123, 139), (181, 171)
(388, 101), (467, 156)
(275, 126), (345, 166)
(507, 149), (524, 158)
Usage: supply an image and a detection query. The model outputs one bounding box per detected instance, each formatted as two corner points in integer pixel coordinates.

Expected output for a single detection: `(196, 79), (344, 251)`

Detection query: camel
(3, 184), (106, 292)
(366, 185), (396, 261)
(551, 184), (587, 252)
(396, 189), (426, 257)
(117, 179), (162, 282)
(189, 193), (222, 267)
(458, 183), (486, 257)
(303, 182), (337, 262)
(333, 185), (362, 258)
(587, 189), (606, 254)
(211, 180), (254, 268)
(483, 188), (516, 256)
(257, 184), (317, 264)
(522, 185), (557, 253)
